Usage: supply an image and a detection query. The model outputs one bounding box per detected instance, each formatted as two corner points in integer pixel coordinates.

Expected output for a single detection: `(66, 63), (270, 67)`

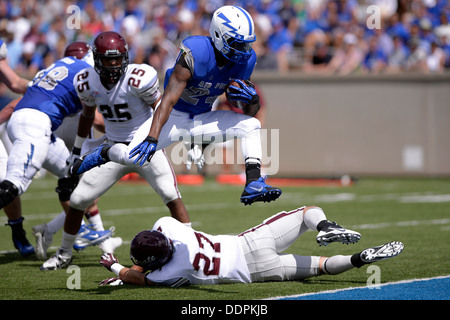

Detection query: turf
(1, 175), (449, 301)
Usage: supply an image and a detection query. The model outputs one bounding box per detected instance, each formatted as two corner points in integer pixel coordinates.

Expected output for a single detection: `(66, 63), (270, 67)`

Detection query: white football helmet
(209, 5), (256, 64)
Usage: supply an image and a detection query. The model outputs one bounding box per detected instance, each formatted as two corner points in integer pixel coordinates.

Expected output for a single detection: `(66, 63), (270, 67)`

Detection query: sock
(47, 211), (66, 234)
(245, 158), (261, 185)
(323, 255), (355, 275)
(7, 217), (25, 237)
(350, 252), (366, 268)
(316, 220), (332, 231)
(61, 231), (77, 255)
(302, 207), (327, 230)
(85, 209), (104, 231)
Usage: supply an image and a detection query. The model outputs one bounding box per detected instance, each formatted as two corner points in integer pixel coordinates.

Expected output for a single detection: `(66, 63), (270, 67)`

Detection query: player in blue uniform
(0, 43), (113, 256)
(73, 6), (282, 205)
(0, 45), (92, 210)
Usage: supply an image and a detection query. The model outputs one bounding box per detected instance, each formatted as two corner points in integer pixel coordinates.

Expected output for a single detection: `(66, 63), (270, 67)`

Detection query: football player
(0, 42), (113, 257)
(98, 206), (404, 286)
(72, 6), (282, 206)
(32, 107), (118, 260)
(0, 39), (33, 256)
(40, 31), (191, 270)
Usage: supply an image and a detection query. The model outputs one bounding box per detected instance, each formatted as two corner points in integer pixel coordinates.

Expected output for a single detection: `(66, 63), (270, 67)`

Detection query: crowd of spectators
(1, 0), (450, 80)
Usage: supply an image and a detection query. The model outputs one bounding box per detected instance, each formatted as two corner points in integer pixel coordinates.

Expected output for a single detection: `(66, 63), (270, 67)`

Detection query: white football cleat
(98, 237), (123, 254)
(33, 223), (53, 260)
(317, 221), (361, 246)
(360, 241), (404, 263)
(40, 249), (72, 270)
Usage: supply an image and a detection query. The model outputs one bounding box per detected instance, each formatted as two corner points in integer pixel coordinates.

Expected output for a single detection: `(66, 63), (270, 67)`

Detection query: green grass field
(1, 175), (449, 301)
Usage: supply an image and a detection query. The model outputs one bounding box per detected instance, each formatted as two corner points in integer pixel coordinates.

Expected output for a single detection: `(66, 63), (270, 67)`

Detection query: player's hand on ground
(98, 277), (123, 286)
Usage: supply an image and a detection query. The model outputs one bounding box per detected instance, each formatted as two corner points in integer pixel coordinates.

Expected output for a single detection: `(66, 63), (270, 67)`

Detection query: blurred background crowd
(1, 0), (450, 80)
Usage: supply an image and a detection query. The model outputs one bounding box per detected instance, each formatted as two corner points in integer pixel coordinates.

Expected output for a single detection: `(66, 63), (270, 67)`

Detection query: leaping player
(72, 6), (282, 206)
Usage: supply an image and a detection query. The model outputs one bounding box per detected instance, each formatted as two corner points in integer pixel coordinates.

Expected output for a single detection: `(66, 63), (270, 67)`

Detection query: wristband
(111, 263), (125, 276)
(145, 136), (158, 144)
(72, 147), (81, 156)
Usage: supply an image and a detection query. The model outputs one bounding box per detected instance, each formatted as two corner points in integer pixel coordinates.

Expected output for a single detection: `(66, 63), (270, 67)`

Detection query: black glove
(66, 147), (81, 176)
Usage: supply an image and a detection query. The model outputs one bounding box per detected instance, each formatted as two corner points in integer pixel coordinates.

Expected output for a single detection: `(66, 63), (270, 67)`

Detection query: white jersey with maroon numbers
(74, 63), (161, 143)
(146, 217), (251, 287)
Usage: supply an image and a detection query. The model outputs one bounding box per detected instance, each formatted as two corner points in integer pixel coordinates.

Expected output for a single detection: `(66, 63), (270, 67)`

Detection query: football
(225, 80), (248, 110)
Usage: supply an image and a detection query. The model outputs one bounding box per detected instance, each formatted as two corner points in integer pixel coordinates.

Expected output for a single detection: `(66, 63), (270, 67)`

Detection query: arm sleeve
(130, 64), (161, 105)
(73, 68), (96, 107)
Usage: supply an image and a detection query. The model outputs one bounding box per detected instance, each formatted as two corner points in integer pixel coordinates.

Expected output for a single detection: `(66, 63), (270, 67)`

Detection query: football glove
(185, 143), (205, 172)
(98, 277), (123, 286)
(227, 79), (259, 105)
(129, 136), (158, 166)
(65, 147), (81, 176)
(100, 253), (119, 271)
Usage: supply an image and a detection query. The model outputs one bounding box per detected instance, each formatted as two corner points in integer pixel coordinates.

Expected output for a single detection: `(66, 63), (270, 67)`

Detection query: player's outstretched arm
(148, 62), (191, 140)
(0, 60), (29, 94)
(100, 253), (151, 286)
(129, 59), (191, 166)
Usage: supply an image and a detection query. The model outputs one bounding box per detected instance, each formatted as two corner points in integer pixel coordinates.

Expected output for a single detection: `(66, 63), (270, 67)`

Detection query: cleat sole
(240, 190), (282, 206)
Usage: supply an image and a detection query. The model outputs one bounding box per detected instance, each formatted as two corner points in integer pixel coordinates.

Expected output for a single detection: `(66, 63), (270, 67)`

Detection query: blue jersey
(164, 36), (256, 117)
(15, 56), (91, 131)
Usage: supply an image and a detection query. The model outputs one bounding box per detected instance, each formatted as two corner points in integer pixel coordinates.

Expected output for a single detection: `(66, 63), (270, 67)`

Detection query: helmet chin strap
(212, 44), (231, 67)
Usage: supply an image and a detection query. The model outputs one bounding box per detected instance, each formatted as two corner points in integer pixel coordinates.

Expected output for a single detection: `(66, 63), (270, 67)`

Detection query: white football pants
(70, 137), (181, 211)
(5, 109), (69, 194)
(108, 109), (262, 166)
(0, 122), (12, 181)
(238, 207), (324, 282)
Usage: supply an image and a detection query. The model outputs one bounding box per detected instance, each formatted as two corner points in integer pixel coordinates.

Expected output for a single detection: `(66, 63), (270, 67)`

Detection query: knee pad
(0, 180), (19, 209)
(55, 176), (79, 202)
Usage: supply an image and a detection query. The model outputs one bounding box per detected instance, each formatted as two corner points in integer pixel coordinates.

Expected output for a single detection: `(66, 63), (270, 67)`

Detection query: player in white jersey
(99, 205), (404, 287)
(32, 109), (120, 260)
(40, 31), (190, 270)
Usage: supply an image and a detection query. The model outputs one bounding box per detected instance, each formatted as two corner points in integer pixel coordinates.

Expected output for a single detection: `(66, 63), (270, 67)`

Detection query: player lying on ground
(98, 206), (404, 286)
